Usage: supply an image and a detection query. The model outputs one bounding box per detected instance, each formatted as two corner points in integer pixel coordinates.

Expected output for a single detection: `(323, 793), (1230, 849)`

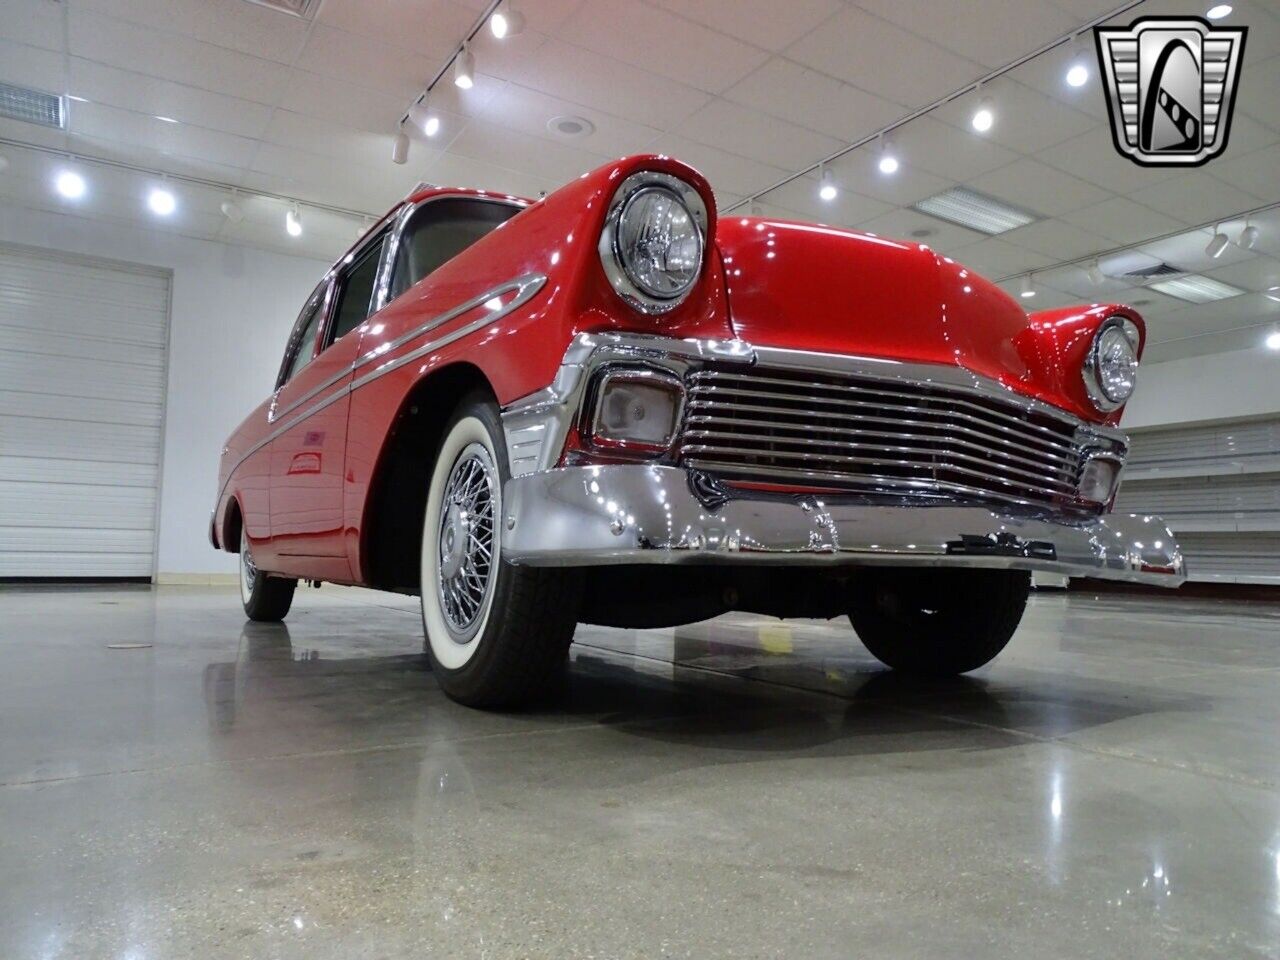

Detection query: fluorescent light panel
(912, 187), (1036, 235)
(1148, 274), (1244, 303)
(0, 81), (65, 129)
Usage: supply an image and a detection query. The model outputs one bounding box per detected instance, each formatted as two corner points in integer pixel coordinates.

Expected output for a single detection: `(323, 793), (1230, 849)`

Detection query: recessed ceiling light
(148, 187), (176, 216)
(55, 170), (86, 200)
(913, 187), (1036, 235)
(547, 115), (594, 138)
(1148, 274), (1244, 303)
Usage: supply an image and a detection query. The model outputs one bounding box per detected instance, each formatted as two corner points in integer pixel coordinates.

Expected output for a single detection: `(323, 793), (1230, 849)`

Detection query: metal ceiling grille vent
(241, 0), (321, 19)
(0, 82), (65, 129)
(1122, 262), (1183, 280)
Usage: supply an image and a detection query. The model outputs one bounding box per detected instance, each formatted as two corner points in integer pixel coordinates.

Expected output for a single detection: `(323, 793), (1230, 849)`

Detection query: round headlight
(599, 171), (708, 315)
(1083, 317), (1140, 411)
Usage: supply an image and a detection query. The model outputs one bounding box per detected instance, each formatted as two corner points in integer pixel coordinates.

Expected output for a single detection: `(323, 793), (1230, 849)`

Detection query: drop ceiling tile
(933, 80), (1100, 155)
(447, 118), (609, 187)
(65, 101), (261, 168)
(646, 133), (788, 198)
(514, 39), (711, 130)
(1058, 196), (1187, 245)
(67, 58), (275, 140)
(0, 37), (68, 91)
(314, 0), (474, 60)
(1203, 142), (1280, 206)
(851, 0), (1079, 68)
(829, 150), (957, 207)
(262, 110), (416, 169)
(558, 0), (769, 94)
(760, 174), (895, 226)
(785, 6), (984, 105)
(968, 157), (1110, 217)
(723, 58), (905, 141)
(1034, 127), (1181, 195)
(67, 9), (292, 104)
(0, 0), (65, 52)
(1012, 44), (1110, 122)
(1138, 227), (1257, 273)
(674, 98), (843, 172)
(855, 207), (988, 251)
(999, 217), (1112, 260)
(416, 151), (549, 199)
(1128, 172), (1270, 226)
(944, 237), (1056, 277)
(1206, 256), (1280, 294)
(294, 23), (439, 100)
(461, 27), (552, 85)
(890, 116), (1021, 181)
(651, 0), (842, 51)
(1237, 54), (1280, 130)
(468, 82), (663, 156)
(276, 71), (420, 139)
(74, 0), (312, 64)
(68, 131), (251, 184)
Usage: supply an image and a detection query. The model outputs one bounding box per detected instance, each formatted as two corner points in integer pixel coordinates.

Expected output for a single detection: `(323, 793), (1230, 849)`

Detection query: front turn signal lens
(1078, 455), (1120, 505)
(588, 368), (684, 456)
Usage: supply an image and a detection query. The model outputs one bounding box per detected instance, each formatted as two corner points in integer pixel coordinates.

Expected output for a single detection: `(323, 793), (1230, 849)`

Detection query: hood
(714, 217), (1126, 423)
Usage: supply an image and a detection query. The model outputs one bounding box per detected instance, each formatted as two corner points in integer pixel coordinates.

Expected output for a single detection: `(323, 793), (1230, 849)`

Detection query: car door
(268, 227), (391, 575)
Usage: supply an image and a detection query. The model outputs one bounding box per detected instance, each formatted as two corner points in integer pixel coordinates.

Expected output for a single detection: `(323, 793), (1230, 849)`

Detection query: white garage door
(0, 244), (170, 578)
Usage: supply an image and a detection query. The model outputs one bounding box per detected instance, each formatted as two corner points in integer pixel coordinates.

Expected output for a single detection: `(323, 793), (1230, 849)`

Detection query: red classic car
(213, 154), (1184, 707)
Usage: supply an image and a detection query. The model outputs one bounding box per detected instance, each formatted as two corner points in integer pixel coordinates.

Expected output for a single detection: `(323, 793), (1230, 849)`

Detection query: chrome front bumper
(502, 465), (1185, 586)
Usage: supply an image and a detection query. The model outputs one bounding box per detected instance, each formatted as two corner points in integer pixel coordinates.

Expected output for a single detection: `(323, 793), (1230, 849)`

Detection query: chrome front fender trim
(501, 464), (1185, 586)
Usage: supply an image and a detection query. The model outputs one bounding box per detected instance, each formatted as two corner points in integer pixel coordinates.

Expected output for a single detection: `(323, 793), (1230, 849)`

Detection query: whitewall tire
(239, 525), (296, 622)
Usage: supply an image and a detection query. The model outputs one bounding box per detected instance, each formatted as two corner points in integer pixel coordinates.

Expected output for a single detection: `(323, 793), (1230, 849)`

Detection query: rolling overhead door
(0, 244), (170, 578)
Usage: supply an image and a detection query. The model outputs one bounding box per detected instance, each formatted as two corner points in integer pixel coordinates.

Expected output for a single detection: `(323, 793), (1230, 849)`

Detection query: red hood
(714, 216), (1140, 425)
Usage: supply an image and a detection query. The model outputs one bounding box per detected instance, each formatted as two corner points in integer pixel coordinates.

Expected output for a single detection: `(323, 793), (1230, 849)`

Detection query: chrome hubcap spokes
(436, 444), (497, 641)
(241, 533), (257, 597)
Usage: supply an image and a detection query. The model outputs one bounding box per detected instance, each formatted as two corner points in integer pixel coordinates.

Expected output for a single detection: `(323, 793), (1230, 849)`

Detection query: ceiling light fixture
(286, 203), (302, 237)
(1020, 274), (1036, 299)
(1205, 226), (1230, 258)
(392, 126), (409, 164)
(971, 87), (995, 133)
(877, 137), (899, 175)
(1065, 36), (1090, 87)
(454, 42), (475, 89)
(1266, 331), (1280, 351)
(913, 187), (1036, 235)
(220, 193), (243, 223)
(1149, 274), (1243, 303)
(154, 115), (179, 124)
(148, 185), (176, 217)
(1088, 260), (1105, 285)
(818, 164), (837, 201)
(1239, 220), (1259, 250)
(490, 2), (525, 38)
(408, 99), (439, 137)
(1207, 4), (1232, 19)
(55, 169), (86, 200)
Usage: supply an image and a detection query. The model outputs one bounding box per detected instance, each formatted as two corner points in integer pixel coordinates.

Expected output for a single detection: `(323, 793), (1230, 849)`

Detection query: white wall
(0, 202), (330, 576)
(1124, 347), (1280, 430)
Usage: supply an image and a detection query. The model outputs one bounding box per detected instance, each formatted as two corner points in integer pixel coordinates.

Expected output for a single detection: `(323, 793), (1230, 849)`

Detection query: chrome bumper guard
(502, 465), (1185, 585)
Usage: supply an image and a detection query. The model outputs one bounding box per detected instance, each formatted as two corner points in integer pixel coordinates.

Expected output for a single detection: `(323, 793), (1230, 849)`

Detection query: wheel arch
(218, 494), (244, 554)
(358, 361), (498, 592)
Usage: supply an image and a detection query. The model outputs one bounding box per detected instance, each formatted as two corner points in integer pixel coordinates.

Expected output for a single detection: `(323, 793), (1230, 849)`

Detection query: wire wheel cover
(436, 443), (498, 640)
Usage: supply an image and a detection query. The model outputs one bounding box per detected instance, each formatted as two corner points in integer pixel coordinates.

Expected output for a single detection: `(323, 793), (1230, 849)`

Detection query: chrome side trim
(500, 464), (1186, 586)
(215, 273), (547, 512)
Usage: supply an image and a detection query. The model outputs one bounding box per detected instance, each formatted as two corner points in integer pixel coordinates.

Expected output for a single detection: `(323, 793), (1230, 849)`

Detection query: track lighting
(490, 3), (525, 38)
(408, 99), (439, 137)
(148, 185), (176, 216)
(1020, 275), (1036, 299)
(1088, 260), (1104, 285)
(877, 137), (899, 175)
(1267, 331), (1280, 351)
(1239, 221), (1259, 250)
(1205, 226), (1230, 258)
(454, 42), (475, 89)
(1065, 35), (1089, 87)
(818, 164), (837, 202)
(1207, 4), (1232, 19)
(220, 196), (243, 223)
(972, 97), (995, 133)
(392, 127), (409, 164)
(286, 204), (302, 237)
(55, 169), (86, 199)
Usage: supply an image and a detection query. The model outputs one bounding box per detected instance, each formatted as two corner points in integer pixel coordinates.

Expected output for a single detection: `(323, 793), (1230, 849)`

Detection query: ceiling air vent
(0, 82), (65, 129)
(912, 187), (1037, 235)
(1121, 262), (1183, 280)
(241, 0), (321, 19)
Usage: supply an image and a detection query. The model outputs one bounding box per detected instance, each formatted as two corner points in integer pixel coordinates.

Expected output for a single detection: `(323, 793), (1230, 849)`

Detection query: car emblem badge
(1095, 16), (1246, 167)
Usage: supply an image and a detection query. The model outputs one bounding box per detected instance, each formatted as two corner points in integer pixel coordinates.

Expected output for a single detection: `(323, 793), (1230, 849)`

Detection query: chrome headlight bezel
(1082, 315), (1140, 412)
(598, 170), (708, 316)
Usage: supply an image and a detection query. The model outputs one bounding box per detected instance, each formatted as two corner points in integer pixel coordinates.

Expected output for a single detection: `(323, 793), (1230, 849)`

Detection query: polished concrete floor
(1, 584), (1278, 959)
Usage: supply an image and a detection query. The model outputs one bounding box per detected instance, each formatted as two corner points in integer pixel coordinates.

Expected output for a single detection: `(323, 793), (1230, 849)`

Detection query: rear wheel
(847, 568), (1029, 675)
(420, 393), (582, 708)
(239, 526), (296, 622)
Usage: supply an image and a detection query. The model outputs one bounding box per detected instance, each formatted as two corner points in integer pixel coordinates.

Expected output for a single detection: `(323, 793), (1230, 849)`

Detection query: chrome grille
(679, 365), (1094, 510)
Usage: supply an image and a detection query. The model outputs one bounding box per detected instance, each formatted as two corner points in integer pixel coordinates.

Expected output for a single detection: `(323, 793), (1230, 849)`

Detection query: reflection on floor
(1, 584), (1278, 959)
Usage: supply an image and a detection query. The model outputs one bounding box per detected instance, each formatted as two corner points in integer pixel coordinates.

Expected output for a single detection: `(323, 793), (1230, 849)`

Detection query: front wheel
(239, 526), (296, 622)
(847, 568), (1029, 675)
(420, 393), (582, 708)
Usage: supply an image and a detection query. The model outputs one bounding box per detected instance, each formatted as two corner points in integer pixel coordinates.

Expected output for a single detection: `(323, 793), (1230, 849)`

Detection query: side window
(326, 234), (387, 347)
(280, 291), (326, 386)
(387, 198), (521, 303)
